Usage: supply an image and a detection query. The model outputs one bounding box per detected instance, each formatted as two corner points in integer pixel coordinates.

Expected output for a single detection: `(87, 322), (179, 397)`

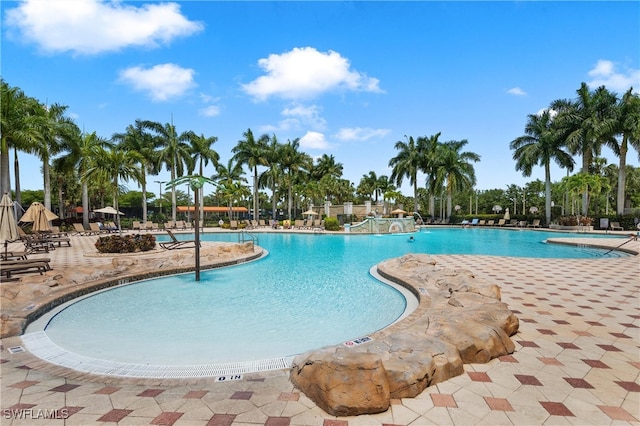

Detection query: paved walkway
(1, 229), (639, 425)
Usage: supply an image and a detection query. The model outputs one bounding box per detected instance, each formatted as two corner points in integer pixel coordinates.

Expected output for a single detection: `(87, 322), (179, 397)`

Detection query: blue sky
(3, 0), (639, 199)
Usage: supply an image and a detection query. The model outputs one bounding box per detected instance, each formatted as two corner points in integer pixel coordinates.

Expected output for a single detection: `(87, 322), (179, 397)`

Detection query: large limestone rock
(290, 253), (519, 416)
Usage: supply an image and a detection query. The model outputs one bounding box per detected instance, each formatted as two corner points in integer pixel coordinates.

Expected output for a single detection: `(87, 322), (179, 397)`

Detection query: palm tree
(232, 129), (269, 222)
(260, 134), (284, 220)
(113, 119), (159, 224)
(611, 88), (640, 214)
(280, 138), (312, 220)
(551, 83), (618, 214)
(84, 145), (142, 233)
(422, 133), (444, 218)
(389, 135), (425, 213)
(142, 120), (194, 223)
(0, 80), (41, 200)
(31, 102), (79, 211)
(357, 171), (379, 203)
(187, 132), (219, 225)
(311, 154), (343, 180)
(510, 110), (575, 226)
(212, 158), (246, 219)
(58, 131), (110, 228)
(437, 140), (480, 218)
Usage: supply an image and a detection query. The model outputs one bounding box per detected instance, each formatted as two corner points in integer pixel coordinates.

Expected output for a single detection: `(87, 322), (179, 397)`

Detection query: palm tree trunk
(617, 137), (628, 215)
(82, 182), (89, 229)
(43, 160), (51, 211)
(12, 147), (21, 207)
(0, 140), (10, 196)
(171, 167), (177, 223)
(581, 154), (590, 215)
(544, 162), (552, 226)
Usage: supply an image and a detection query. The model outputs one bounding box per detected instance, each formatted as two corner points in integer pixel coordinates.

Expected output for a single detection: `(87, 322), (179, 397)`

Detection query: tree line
(1, 79), (638, 229)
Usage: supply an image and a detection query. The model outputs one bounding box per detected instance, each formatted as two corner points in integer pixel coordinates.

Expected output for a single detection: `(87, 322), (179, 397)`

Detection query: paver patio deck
(1, 228), (639, 425)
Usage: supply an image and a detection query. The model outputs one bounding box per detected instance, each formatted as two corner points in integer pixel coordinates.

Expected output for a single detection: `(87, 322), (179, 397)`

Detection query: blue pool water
(42, 229), (627, 366)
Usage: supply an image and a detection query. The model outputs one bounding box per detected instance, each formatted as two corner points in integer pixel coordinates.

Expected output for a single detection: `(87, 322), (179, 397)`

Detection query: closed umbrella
(19, 201), (58, 232)
(504, 208), (510, 221)
(0, 193), (19, 257)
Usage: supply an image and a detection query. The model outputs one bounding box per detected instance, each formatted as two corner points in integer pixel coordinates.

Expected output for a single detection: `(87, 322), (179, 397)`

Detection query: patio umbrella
(504, 208), (510, 221)
(93, 206), (124, 215)
(390, 208), (407, 217)
(302, 209), (318, 216)
(19, 201), (58, 232)
(0, 193), (19, 257)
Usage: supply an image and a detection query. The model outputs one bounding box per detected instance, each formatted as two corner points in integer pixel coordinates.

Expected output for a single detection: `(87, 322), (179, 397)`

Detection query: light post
(155, 180), (166, 215)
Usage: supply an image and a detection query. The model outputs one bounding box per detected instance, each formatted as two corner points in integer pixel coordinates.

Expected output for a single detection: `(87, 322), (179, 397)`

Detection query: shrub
(95, 234), (156, 253)
(324, 217), (340, 231)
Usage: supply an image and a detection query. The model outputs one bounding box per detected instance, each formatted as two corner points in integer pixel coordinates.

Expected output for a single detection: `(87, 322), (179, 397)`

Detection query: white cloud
(241, 47), (383, 101)
(587, 59), (640, 94)
(199, 105), (221, 117)
(4, 0), (203, 55)
(282, 104), (327, 130)
(334, 127), (390, 141)
(118, 64), (196, 101)
(507, 87), (527, 96)
(299, 131), (332, 150)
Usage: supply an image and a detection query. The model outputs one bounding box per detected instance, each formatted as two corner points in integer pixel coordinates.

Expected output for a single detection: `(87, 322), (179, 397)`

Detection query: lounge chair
(159, 230), (199, 250)
(477, 220), (485, 226)
(259, 219), (267, 227)
(89, 223), (108, 234)
(486, 220), (494, 226)
(132, 221), (142, 231)
(38, 232), (71, 247)
(72, 223), (90, 235)
(470, 218), (479, 226)
(496, 219), (506, 226)
(1, 258), (51, 278)
(460, 219), (469, 226)
(609, 222), (623, 231)
(527, 219), (541, 228)
(294, 219), (305, 229)
(230, 220), (238, 230)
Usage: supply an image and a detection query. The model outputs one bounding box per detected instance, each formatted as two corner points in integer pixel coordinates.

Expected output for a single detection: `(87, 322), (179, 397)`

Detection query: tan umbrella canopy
(19, 201), (58, 232)
(390, 208), (407, 217)
(0, 193), (19, 248)
(94, 206), (124, 216)
(302, 209), (318, 216)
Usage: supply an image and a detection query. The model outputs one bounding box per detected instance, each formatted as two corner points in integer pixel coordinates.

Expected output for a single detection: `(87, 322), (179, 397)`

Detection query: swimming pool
(27, 229), (628, 375)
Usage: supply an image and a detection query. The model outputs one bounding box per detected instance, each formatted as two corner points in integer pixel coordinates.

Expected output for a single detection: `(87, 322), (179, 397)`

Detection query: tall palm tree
(142, 120), (194, 223)
(113, 119), (159, 223)
(280, 138), (312, 220)
(260, 134), (284, 220)
(551, 83), (618, 214)
(389, 135), (425, 213)
(58, 131), (110, 228)
(187, 132), (219, 225)
(31, 102), (79, 211)
(611, 88), (640, 214)
(0, 80), (41, 200)
(422, 132), (444, 218)
(437, 140), (480, 218)
(510, 110), (575, 226)
(311, 154), (343, 180)
(212, 158), (247, 220)
(357, 171), (379, 203)
(84, 145), (142, 233)
(232, 129), (269, 222)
